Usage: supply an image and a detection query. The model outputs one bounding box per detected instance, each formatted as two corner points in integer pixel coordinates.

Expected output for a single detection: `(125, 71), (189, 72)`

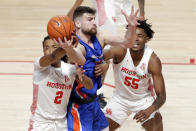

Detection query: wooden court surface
(0, 0), (196, 130)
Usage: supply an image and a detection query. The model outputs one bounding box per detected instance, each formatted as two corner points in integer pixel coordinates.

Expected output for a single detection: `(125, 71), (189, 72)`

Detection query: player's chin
(131, 47), (140, 51)
(90, 29), (97, 35)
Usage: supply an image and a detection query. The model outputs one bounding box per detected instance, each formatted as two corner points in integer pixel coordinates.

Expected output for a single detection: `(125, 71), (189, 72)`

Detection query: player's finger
(133, 111), (142, 120)
(70, 36), (74, 46)
(121, 10), (128, 19)
(134, 9), (139, 17)
(54, 38), (63, 48)
(53, 38), (57, 44)
(63, 37), (68, 44)
(131, 5), (134, 15)
(94, 68), (102, 74)
(58, 37), (63, 45)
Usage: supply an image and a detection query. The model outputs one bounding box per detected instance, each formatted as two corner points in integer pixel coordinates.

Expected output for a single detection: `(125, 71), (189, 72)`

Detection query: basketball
(47, 15), (74, 42)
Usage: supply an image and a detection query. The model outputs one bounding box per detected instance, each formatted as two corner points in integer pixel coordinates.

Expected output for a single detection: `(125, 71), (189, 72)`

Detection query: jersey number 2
(124, 76), (139, 89)
(54, 91), (63, 104)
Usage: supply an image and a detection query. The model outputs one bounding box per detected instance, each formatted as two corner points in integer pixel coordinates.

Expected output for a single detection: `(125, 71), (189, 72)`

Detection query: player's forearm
(67, 0), (83, 19)
(79, 75), (93, 90)
(123, 25), (136, 48)
(101, 61), (109, 84)
(138, 0), (145, 17)
(39, 48), (66, 67)
(151, 93), (166, 112)
(65, 48), (85, 65)
(103, 48), (113, 61)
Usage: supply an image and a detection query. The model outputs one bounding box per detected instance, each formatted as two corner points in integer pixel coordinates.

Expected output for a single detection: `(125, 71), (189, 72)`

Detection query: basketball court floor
(0, 0), (196, 131)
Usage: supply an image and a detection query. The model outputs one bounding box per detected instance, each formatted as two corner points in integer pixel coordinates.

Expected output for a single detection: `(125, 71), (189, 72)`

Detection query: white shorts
(103, 95), (159, 125)
(28, 114), (68, 131)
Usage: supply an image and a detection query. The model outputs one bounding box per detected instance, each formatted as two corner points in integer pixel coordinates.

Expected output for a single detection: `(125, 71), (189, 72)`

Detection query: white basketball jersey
(30, 57), (76, 120)
(113, 46), (153, 101)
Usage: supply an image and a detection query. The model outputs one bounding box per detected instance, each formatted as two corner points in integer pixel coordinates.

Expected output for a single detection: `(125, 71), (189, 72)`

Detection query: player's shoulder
(148, 52), (162, 74)
(150, 52), (161, 64)
(76, 42), (86, 56)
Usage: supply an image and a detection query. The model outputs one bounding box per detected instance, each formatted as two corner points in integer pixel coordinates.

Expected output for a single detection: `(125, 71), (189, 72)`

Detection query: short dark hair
(137, 20), (154, 39)
(42, 35), (50, 46)
(126, 20), (154, 39)
(73, 6), (96, 21)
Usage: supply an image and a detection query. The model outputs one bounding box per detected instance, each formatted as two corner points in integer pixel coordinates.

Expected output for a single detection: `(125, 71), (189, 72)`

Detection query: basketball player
(91, 0), (145, 106)
(103, 20), (166, 131)
(64, 0), (111, 109)
(28, 36), (94, 131)
(61, 5), (140, 131)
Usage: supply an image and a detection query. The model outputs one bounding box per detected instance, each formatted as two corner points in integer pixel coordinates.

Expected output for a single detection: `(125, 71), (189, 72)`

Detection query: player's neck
(77, 30), (92, 45)
(130, 48), (144, 62)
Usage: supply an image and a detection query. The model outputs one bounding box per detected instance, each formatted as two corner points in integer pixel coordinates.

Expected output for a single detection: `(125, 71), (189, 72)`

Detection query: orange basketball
(47, 15), (74, 42)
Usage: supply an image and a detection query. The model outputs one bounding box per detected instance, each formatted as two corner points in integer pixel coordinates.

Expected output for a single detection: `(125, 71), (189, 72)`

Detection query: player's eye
(53, 45), (58, 49)
(44, 46), (49, 50)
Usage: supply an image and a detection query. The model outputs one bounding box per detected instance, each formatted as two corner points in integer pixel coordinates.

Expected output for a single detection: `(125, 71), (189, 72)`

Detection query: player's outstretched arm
(39, 48), (66, 67)
(133, 53), (166, 123)
(75, 64), (93, 90)
(54, 37), (86, 65)
(67, 0), (83, 19)
(138, 0), (145, 20)
(102, 6), (140, 48)
(103, 46), (125, 61)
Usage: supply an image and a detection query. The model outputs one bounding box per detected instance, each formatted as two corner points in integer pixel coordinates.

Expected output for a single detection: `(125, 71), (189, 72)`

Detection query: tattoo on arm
(152, 95), (166, 110)
(78, 75), (93, 90)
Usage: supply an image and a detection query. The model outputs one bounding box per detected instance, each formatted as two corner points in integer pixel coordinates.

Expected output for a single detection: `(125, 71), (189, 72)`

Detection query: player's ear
(145, 37), (150, 43)
(75, 20), (81, 29)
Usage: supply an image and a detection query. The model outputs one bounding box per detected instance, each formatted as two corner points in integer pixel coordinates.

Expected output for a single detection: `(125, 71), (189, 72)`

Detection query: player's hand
(53, 36), (75, 51)
(133, 107), (154, 123)
(94, 62), (109, 78)
(75, 63), (85, 82)
(71, 30), (79, 48)
(121, 5), (140, 27)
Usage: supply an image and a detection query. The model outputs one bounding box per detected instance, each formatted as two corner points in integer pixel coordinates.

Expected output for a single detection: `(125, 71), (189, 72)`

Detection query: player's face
(80, 13), (97, 36)
(132, 28), (149, 51)
(43, 39), (58, 56)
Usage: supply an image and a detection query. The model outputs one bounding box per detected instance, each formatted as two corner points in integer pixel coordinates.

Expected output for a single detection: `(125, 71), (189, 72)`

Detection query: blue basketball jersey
(67, 35), (108, 131)
(71, 35), (103, 99)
